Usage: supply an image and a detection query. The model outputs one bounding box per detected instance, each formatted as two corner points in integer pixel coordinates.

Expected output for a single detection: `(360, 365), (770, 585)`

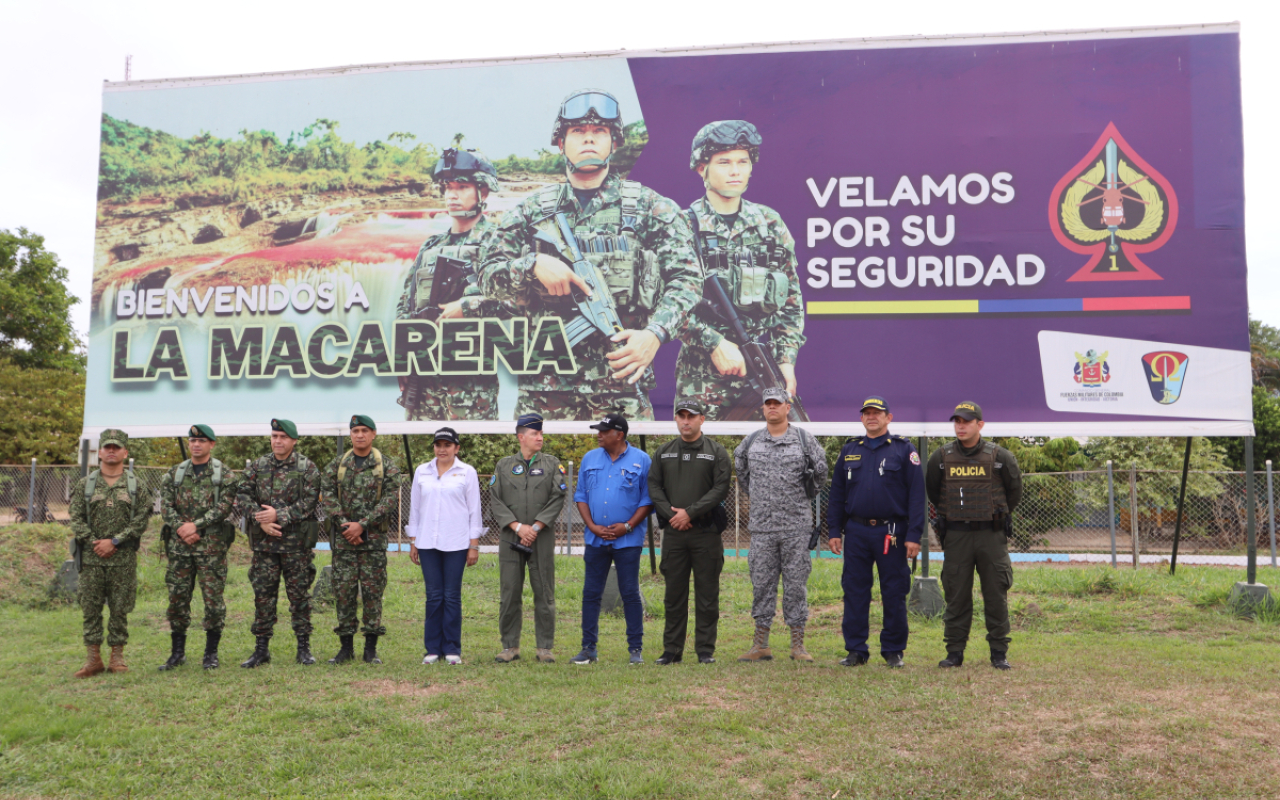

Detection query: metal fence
(3, 461), (1277, 561)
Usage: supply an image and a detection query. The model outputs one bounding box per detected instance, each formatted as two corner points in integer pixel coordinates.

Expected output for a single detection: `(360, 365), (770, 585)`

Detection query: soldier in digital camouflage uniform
(675, 121), (806, 420)
(321, 414), (403, 665)
(396, 148), (506, 421)
(733, 389), (827, 663)
(235, 418), (322, 668)
(158, 424), (240, 671)
(479, 88), (702, 420)
(69, 429), (151, 677)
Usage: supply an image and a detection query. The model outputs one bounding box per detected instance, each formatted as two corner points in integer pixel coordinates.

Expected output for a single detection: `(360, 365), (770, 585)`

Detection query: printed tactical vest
(686, 208), (788, 320)
(531, 181), (660, 313)
(412, 240), (483, 315)
(940, 441), (1008, 522)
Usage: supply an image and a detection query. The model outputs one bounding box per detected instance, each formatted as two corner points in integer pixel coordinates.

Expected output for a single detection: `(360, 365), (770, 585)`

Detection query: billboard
(85, 24), (1251, 437)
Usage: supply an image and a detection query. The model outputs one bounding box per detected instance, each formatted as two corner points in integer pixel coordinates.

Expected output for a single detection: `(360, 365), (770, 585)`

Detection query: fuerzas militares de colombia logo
(1142, 350), (1189, 405)
(1049, 123), (1179, 282)
(1074, 349), (1110, 387)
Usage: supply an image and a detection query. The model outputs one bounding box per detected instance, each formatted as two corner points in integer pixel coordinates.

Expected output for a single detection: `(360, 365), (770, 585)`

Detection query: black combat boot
(990, 651), (1012, 671)
(328, 635), (355, 665)
(240, 636), (271, 668)
(938, 651), (965, 668)
(295, 634), (317, 665)
(158, 632), (187, 671)
(203, 629), (222, 670)
(363, 634), (382, 665)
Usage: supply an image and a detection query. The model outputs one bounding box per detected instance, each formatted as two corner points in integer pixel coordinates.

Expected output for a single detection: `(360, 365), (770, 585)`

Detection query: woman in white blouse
(408, 428), (482, 665)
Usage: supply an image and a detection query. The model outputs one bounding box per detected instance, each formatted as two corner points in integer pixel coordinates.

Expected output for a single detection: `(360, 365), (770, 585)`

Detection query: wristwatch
(532, 523), (543, 533)
(110, 538), (121, 547)
(623, 522), (633, 534)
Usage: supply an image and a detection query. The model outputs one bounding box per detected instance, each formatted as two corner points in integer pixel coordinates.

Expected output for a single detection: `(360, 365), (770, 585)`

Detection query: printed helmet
(551, 88), (626, 149)
(433, 148), (500, 194)
(690, 120), (762, 170)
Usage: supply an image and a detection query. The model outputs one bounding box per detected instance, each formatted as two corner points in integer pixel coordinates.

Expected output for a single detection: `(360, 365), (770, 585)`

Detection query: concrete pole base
(1227, 582), (1273, 616)
(909, 576), (946, 618)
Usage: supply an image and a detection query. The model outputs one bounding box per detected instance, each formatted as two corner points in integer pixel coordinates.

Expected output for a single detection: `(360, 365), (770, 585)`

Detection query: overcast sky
(1, 0), (1275, 341)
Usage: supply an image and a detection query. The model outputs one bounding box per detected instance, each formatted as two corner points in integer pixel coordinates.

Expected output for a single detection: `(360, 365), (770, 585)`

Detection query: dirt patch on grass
(675, 684), (750, 713)
(351, 679), (474, 698)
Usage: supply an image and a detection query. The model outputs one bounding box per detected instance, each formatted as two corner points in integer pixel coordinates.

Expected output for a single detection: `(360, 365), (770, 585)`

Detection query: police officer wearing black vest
(925, 401), (1023, 670)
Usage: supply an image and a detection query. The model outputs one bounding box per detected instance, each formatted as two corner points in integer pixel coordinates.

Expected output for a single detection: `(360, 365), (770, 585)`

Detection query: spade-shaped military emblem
(1049, 123), (1178, 281)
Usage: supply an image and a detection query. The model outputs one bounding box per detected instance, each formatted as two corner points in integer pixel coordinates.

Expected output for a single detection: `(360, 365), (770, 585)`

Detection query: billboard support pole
(177, 438), (188, 461)
(27, 458), (37, 524)
(1229, 437), (1273, 613)
(1268, 460), (1276, 568)
(402, 435), (415, 476)
(335, 435), (343, 460)
(908, 435), (943, 618)
(1107, 461), (1117, 567)
(639, 435), (656, 575)
(1129, 464), (1139, 569)
(1169, 438), (1192, 576)
(79, 440), (89, 479)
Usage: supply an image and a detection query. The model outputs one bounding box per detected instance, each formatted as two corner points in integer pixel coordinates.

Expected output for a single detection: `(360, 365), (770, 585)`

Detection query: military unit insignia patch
(488, 475), (497, 486)
(909, 451), (921, 465)
(513, 464), (525, 475)
(557, 464), (566, 475)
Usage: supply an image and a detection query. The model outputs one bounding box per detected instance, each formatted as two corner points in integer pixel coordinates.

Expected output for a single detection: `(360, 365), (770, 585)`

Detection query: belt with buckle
(849, 515), (906, 527)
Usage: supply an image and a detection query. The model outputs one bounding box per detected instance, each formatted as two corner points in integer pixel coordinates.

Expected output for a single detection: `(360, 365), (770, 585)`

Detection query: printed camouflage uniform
(479, 173), (702, 420)
(70, 470), (151, 647)
(734, 426), (828, 629)
(320, 449), (403, 637)
(235, 451), (322, 639)
(676, 197), (806, 419)
(396, 215), (503, 421)
(160, 460), (239, 634)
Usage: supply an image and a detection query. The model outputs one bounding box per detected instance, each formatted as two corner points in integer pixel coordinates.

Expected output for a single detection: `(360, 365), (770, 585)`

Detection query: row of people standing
(68, 397), (1022, 676)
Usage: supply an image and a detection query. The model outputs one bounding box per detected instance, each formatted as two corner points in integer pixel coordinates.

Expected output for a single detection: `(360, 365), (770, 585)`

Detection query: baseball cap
(589, 413), (629, 434)
(675, 400), (706, 415)
(99, 429), (129, 449)
(433, 427), (460, 445)
(761, 387), (790, 404)
(860, 396), (889, 413)
(951, 401), (983, 421)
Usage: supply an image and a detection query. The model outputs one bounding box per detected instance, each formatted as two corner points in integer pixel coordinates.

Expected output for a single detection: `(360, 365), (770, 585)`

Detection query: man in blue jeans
(573, 413), (653, 665)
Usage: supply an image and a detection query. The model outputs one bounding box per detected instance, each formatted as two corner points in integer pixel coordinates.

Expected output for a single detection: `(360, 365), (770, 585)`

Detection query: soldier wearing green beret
(321, 414), (403, 665)
(489, 413), (567, 663)
(158, 424), (240, 671)
(69, 429), (151, 678)
(235, 418), (322, 668)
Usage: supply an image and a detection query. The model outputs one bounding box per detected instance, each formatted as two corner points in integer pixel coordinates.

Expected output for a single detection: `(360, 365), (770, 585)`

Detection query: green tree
(0, 358), (85, 465)
(1250, 317), (1280, 392)
(1223, 385), (1280, 470)
(0, 229), (83, 372)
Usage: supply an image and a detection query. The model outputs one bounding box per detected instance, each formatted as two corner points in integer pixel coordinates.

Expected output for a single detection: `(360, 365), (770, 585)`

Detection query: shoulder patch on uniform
(909, 451), (921, 465)
(488, 474), (497, 486)
(557, 463), (566, 475)
(559, 483), (567, 491)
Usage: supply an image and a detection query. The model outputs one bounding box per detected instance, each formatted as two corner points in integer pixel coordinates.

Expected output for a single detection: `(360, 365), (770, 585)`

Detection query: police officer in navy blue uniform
(827, 396), (925, 668)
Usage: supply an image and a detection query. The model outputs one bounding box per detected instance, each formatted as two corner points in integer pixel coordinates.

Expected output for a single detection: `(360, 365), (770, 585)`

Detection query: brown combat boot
(107, 645), (128, 674)
(74, 645), (105, 678)
(493, 647), (521, 663)
(790, 625), (815, 662)
(535, 648), (555, 663)
(737, 622), (773, 662)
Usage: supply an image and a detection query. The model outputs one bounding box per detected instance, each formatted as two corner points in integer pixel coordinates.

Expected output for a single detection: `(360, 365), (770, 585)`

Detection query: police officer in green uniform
(158, 424), (239, 671)
(924, 402), (1024, 670)
(648, 400), (731, 664)
(489, 413), (567, 663)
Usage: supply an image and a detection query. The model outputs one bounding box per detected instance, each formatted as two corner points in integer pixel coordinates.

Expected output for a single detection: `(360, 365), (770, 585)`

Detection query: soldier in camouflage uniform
(321, 414), (403, 665)
(675, 121), (806, 420)
(235, 418), (322, 668)
(479, 88), (702, 420)
(69, 429), (151, 677)
(396, 148), (506, 421)
(733, 389), (827, 663)
(158, 424), (240, 671)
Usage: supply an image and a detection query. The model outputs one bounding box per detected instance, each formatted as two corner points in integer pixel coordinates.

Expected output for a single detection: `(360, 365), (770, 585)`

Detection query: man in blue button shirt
(573, 413), (653, 665)
(828, 396), (925, 668)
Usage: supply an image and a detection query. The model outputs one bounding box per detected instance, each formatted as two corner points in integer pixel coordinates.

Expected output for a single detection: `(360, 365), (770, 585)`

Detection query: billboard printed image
(85, 25), (1251, 436)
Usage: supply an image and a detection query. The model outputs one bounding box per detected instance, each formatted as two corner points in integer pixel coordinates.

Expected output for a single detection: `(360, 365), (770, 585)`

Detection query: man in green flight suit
(158, 424), (240, 671)
(675, 120), (806, 420)
(69, 429), (151, 677)
(321, 414), (403, 666)
(396, 148), (507, 421)
(489, 413), (567, 663)
(235, 418), (322, 668)
(479, 88), (703, 420)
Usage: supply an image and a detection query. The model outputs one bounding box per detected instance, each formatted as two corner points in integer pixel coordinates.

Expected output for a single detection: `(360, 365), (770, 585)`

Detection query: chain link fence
(4, 462), (1277, 559)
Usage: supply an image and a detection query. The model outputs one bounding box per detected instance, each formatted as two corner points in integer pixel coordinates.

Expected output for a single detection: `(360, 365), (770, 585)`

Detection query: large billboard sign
(85, 24), (1251, 437)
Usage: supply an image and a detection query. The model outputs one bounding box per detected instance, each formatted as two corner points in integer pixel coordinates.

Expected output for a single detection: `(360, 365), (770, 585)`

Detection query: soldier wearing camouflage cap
(69, 429), (151, 677)
(395, 147), (511, 421)
(674, 120), (807, 420)
(320, 414), (403, 666)
(234, 418), (323, 668)
(479, 88), (703, 420)
(158, 424), (240, 671)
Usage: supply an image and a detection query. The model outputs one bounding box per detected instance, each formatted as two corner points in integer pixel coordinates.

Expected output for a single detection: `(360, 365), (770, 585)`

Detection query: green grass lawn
(1, 525), (1278, 799)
